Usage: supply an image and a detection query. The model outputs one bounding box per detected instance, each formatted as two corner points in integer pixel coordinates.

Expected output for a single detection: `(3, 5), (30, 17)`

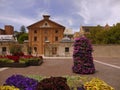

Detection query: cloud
(0, 0), (36, 8)
(0, 0), (120, 32)
(0, 0), (81, 31)
(0, 16), (34, 25)
(52, 16), (73, 28)
(0, 15), (36, 31)
(35, 8), (50, 19)
(74, 0), (120, 26)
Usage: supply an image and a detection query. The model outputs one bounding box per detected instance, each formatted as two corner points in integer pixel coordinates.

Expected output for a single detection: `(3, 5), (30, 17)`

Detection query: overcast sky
(0, 0), (120, 32)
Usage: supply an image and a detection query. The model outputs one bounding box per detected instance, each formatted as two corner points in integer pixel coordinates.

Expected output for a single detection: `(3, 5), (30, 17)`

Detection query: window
(45, 23), (48, 26)
(44, 30), (47, 34)
(65, 47), (69, 52)
(2, 47), (6, 52)
(55, 36), (58, 41)
(42, 22), (50, 27)
(34, 30), (37, 33)
(44, 36), (48, 41)
(34, 36), (37, 41)
(55, 30), (58, 33)
(2, 47), (6, 54)
(34, 47), (37, 52)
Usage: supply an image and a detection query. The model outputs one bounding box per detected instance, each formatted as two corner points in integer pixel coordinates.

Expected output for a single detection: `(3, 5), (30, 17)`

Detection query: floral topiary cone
(72, 37), (95, 74)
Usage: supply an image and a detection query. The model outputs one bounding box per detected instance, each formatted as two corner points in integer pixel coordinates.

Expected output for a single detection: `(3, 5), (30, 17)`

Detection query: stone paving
(0, 57), (120, 90)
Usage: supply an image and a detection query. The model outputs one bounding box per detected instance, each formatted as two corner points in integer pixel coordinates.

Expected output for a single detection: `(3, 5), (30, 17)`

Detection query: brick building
(0, 25), (14, 35)
(27, 15), (65, 55)
(0, 25), (17, 55)
(80, 24), (111, 36)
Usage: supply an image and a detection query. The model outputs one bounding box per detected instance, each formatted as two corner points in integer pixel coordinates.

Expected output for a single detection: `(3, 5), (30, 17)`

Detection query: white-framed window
(65, 47), (69, 52)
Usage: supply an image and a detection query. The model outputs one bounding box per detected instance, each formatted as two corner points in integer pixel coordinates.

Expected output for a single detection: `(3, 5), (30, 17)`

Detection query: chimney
(43, 15), (50, 20)
(5, 25), (14, 35)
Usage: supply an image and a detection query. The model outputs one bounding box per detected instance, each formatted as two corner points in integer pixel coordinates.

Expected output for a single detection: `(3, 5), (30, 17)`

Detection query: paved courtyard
(0, 57), (120, 90)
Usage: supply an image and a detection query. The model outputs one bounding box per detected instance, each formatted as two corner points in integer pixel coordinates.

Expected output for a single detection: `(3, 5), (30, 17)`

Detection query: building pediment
(27, 15), (65, 29)
(40, 21), (51, 28)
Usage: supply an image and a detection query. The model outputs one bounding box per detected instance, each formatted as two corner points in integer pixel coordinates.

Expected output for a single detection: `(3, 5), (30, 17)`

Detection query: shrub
(7, 55), (20, 63)
(10, 45), (24, 56)
(19, 58), (29, 64)
(0, 58), (14, 63)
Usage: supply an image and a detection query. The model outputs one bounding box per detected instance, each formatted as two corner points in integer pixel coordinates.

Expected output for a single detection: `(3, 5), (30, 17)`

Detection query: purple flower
(5, 75), (38, 90)
(72, 37), (95, 74)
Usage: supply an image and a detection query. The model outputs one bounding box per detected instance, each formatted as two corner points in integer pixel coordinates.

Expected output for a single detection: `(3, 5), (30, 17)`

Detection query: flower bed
(0, 74), (115, 90)
(0, 55), (43, 67)
(0, 85), (19, 90)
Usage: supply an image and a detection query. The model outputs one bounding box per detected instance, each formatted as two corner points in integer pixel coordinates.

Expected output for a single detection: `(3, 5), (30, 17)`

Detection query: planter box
(0, 62), (27, 67)
(0, 59), (43, 67)
(28, 60), (43, 66)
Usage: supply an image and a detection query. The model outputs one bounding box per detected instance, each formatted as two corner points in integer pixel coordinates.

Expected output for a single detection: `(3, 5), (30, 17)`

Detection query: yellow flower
(84, 78), (115, 90)
(0, 85), (19, 90)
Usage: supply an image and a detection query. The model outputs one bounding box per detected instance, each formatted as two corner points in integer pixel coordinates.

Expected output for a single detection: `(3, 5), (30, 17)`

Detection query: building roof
(60, 36), (74, 43)
(0, 28), (4, 31)
(73, 32), (80, 38)
(27, 15), (65, 29)
(24, 40), (29, 43)
(64, 28), (74, 35)
(81, 26), (98, 32)
(0, 35), (15, 41)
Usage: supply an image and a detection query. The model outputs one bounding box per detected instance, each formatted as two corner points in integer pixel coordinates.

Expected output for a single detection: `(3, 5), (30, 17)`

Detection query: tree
(106, 24), (120, 44)
(18, 33), (28, 43)
(20, 25), (26, 33)
(85, 24), (120, 44)
(85, 26), (103, 44)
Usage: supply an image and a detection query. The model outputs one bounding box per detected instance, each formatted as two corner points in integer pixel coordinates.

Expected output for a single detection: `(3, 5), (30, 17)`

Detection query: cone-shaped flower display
(72, 37), (95, 74)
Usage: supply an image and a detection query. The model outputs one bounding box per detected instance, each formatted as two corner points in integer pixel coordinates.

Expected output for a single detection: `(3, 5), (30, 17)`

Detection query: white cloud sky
(0, 16), (34, 25)
(0, 0), (120, 31)
(74, 0), (120, 26)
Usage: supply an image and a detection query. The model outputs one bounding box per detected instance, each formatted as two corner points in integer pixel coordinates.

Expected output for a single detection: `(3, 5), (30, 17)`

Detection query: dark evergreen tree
(72, 37), (95, 74)
(20, 25), (26, 33)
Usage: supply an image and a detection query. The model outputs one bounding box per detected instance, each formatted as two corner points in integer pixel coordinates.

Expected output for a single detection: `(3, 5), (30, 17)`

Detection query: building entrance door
(52, 47), (57, 55)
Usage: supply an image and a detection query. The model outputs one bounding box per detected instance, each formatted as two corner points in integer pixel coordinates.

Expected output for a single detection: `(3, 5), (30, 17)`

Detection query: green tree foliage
(18, 33), (28, 44)
(86, 26), (103, 44)
(16, 25), (28, 44)
(85, 24), (120, 44)
(14, 25), (27, 41)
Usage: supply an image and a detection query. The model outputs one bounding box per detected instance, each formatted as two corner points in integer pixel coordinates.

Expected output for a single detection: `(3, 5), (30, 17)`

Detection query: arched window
(34, 30), (37, 33)
(34, 47), (37, 52)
